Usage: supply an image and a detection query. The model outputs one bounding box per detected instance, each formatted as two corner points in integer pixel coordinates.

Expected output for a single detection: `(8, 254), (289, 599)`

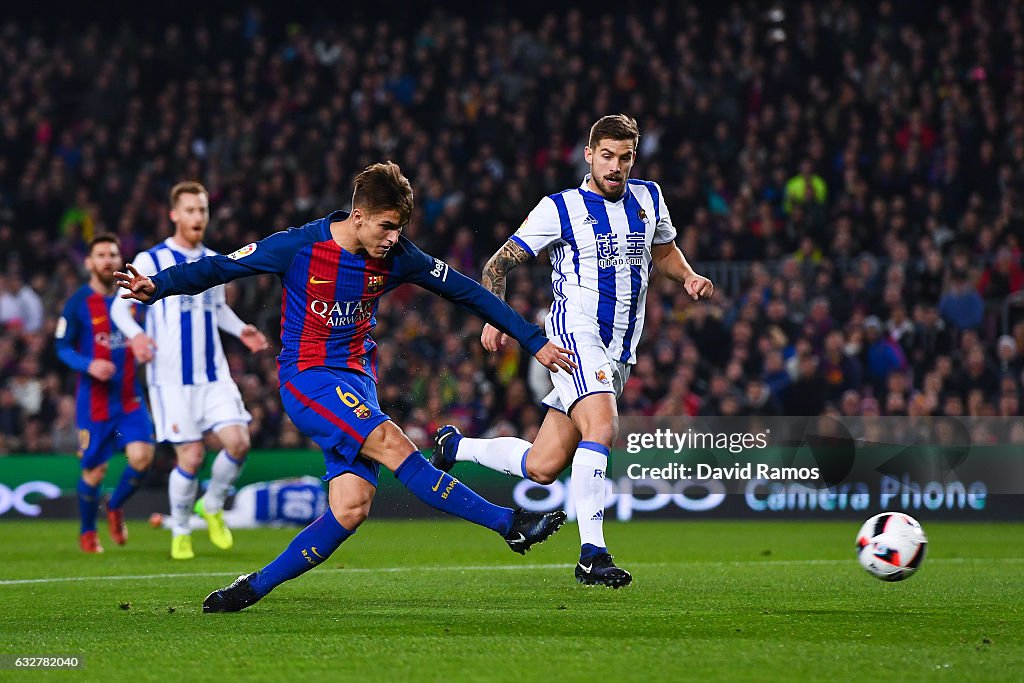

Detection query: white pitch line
(0, 564), (576, 586)
(1, 557), (1021, 587)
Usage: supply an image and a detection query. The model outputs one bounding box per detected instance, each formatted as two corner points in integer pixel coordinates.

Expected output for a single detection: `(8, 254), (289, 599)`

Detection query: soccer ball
(855, 512), (928, 582)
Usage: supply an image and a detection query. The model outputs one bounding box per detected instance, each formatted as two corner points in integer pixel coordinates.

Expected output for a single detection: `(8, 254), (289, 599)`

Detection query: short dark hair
(88, 234), (121, 254)
(588, 114), (640, 150)
(351, 161), (414, 225)
(170, 181), (207, 207)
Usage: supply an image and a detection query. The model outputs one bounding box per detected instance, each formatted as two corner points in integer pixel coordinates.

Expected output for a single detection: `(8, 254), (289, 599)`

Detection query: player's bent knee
(579, 419), (618, 449)
(175, 444), (205, 473)
(362, 421), (417, 470)
(129, 453), (153, 470)
(333, 502), (370, 530)
(219, 428), (251, 459)
(82, 464), (108, 485)
(528, 469), (559, 485)
(126, 444), (154, 470)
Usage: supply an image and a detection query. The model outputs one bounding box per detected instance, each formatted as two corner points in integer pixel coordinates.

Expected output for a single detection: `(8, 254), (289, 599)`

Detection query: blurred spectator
(864, 316), (908, 394)
(939, 276), (985, 332)
(783, 159), (827, 216)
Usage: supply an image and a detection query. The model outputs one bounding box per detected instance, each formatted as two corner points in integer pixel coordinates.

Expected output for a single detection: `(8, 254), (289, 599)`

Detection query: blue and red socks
(77, 479), (100, 534)
(395, 452), (514, 535)
(108, 464), (146, 510)
(251, 512), (354, 597)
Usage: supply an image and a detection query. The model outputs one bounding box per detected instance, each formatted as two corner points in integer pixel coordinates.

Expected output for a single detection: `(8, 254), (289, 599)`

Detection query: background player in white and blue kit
(111, 181), (270, 560)
(432, 115), (714, 587)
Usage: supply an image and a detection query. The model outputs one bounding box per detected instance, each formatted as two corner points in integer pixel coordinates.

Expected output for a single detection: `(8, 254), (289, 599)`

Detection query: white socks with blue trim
(168, 467), (198, 537)
(571, 442), (609, 549)
(456, 436), (532, 478)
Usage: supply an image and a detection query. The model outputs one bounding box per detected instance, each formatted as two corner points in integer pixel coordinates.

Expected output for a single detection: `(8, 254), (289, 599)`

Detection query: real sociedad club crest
(595, 369), (611, 385)
(637, 208), (648, 223)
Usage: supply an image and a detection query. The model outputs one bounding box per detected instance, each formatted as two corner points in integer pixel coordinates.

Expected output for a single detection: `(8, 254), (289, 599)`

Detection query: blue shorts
(79, 407), (155, 470)
(281, 368), (390, 487)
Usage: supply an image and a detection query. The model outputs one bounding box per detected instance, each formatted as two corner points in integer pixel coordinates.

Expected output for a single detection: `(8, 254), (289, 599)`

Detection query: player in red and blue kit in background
(117, 162), (576, 611)
(56, 235), (154, 553)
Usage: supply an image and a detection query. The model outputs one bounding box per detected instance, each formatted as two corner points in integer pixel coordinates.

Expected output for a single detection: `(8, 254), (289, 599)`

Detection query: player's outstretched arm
(479, 239), (533, 351)
(652, 241), (714, 301)
(403, 243), (575, 373)
(117, 231), (303, 305)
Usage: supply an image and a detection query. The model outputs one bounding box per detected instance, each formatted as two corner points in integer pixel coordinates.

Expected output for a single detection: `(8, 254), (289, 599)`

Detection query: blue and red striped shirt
(56, 285), (144, 424)
(147, 211), (548, 385)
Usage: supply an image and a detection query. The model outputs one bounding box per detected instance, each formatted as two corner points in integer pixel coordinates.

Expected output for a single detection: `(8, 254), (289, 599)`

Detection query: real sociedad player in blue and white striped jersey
(431, 115), (714, 588)
(111, 181), (271, 561)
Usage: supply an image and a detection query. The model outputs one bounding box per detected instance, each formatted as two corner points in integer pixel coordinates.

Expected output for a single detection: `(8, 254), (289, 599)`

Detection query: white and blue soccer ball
(856, 512), (928, 582)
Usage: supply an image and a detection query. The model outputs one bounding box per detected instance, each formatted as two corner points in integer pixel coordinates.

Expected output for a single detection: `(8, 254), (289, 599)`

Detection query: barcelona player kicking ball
(117, 162), (574, 611)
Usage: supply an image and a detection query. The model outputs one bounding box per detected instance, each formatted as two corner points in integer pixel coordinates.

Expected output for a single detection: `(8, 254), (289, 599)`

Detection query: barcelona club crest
(595, 369), (611, 385)
(354, 404), (372, 420)
(367, 275), (385, 294)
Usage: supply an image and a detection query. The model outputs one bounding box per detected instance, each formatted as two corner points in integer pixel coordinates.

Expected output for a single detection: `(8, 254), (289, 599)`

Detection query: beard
(591, 170), (626, 200)
(93, 269), (116, 287)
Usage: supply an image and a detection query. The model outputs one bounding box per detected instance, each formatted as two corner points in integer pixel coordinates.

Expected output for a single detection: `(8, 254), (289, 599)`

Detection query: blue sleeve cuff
(508, 235), (536, 257)
(144, 275), (164, 305)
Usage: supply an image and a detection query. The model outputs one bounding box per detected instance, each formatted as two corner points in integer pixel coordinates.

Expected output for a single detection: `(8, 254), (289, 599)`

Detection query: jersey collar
(321, 210), (350, 240)
(164, 237), (205, 258)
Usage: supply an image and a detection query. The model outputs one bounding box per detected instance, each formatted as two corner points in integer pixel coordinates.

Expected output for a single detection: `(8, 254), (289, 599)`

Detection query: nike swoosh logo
(311, 546), (324, 559)
(431, 473), (446, 492)
(92, 317), (106, 324)
(309, 276), (333, 285)
(578, 563), (592, 573)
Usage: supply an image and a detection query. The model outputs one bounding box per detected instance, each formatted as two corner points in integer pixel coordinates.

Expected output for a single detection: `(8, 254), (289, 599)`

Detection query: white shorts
(148, 380), (252, 443)
(542, 330), (630, 414)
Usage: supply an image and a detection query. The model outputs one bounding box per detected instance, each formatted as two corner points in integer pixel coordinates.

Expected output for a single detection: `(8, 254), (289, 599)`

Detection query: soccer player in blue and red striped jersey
(116, 162), (576, 611)
(56, 235), (155, 553)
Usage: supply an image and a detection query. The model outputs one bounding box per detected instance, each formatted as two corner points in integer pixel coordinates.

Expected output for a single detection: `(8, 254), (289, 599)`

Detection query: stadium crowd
(2, 0), (1024, 455)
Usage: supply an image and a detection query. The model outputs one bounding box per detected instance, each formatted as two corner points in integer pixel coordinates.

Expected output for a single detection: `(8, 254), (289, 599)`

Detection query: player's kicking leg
(204, 471), (372, 613)
(203, 372), (568, 613)
(204, 425), (566, 613)
(361, 421), (567, 555)
(434, 395), (632, 588)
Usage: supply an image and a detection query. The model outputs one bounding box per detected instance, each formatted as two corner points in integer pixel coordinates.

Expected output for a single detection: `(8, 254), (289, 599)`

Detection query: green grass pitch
(0, 519), (1021, 682)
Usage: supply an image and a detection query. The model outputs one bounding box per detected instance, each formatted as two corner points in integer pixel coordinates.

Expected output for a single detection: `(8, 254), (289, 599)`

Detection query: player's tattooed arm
(481, 240), (531, 300)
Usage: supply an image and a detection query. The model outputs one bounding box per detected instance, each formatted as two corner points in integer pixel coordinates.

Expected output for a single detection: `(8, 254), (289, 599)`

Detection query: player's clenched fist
(685, 273), (714, 301)
(480, 323), (509, 352)
(130, 333), (157, 363)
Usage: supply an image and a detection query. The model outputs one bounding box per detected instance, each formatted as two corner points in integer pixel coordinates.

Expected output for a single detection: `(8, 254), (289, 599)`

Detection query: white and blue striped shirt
(111, 238), (242, 386)
(510, 176), (676, 364)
